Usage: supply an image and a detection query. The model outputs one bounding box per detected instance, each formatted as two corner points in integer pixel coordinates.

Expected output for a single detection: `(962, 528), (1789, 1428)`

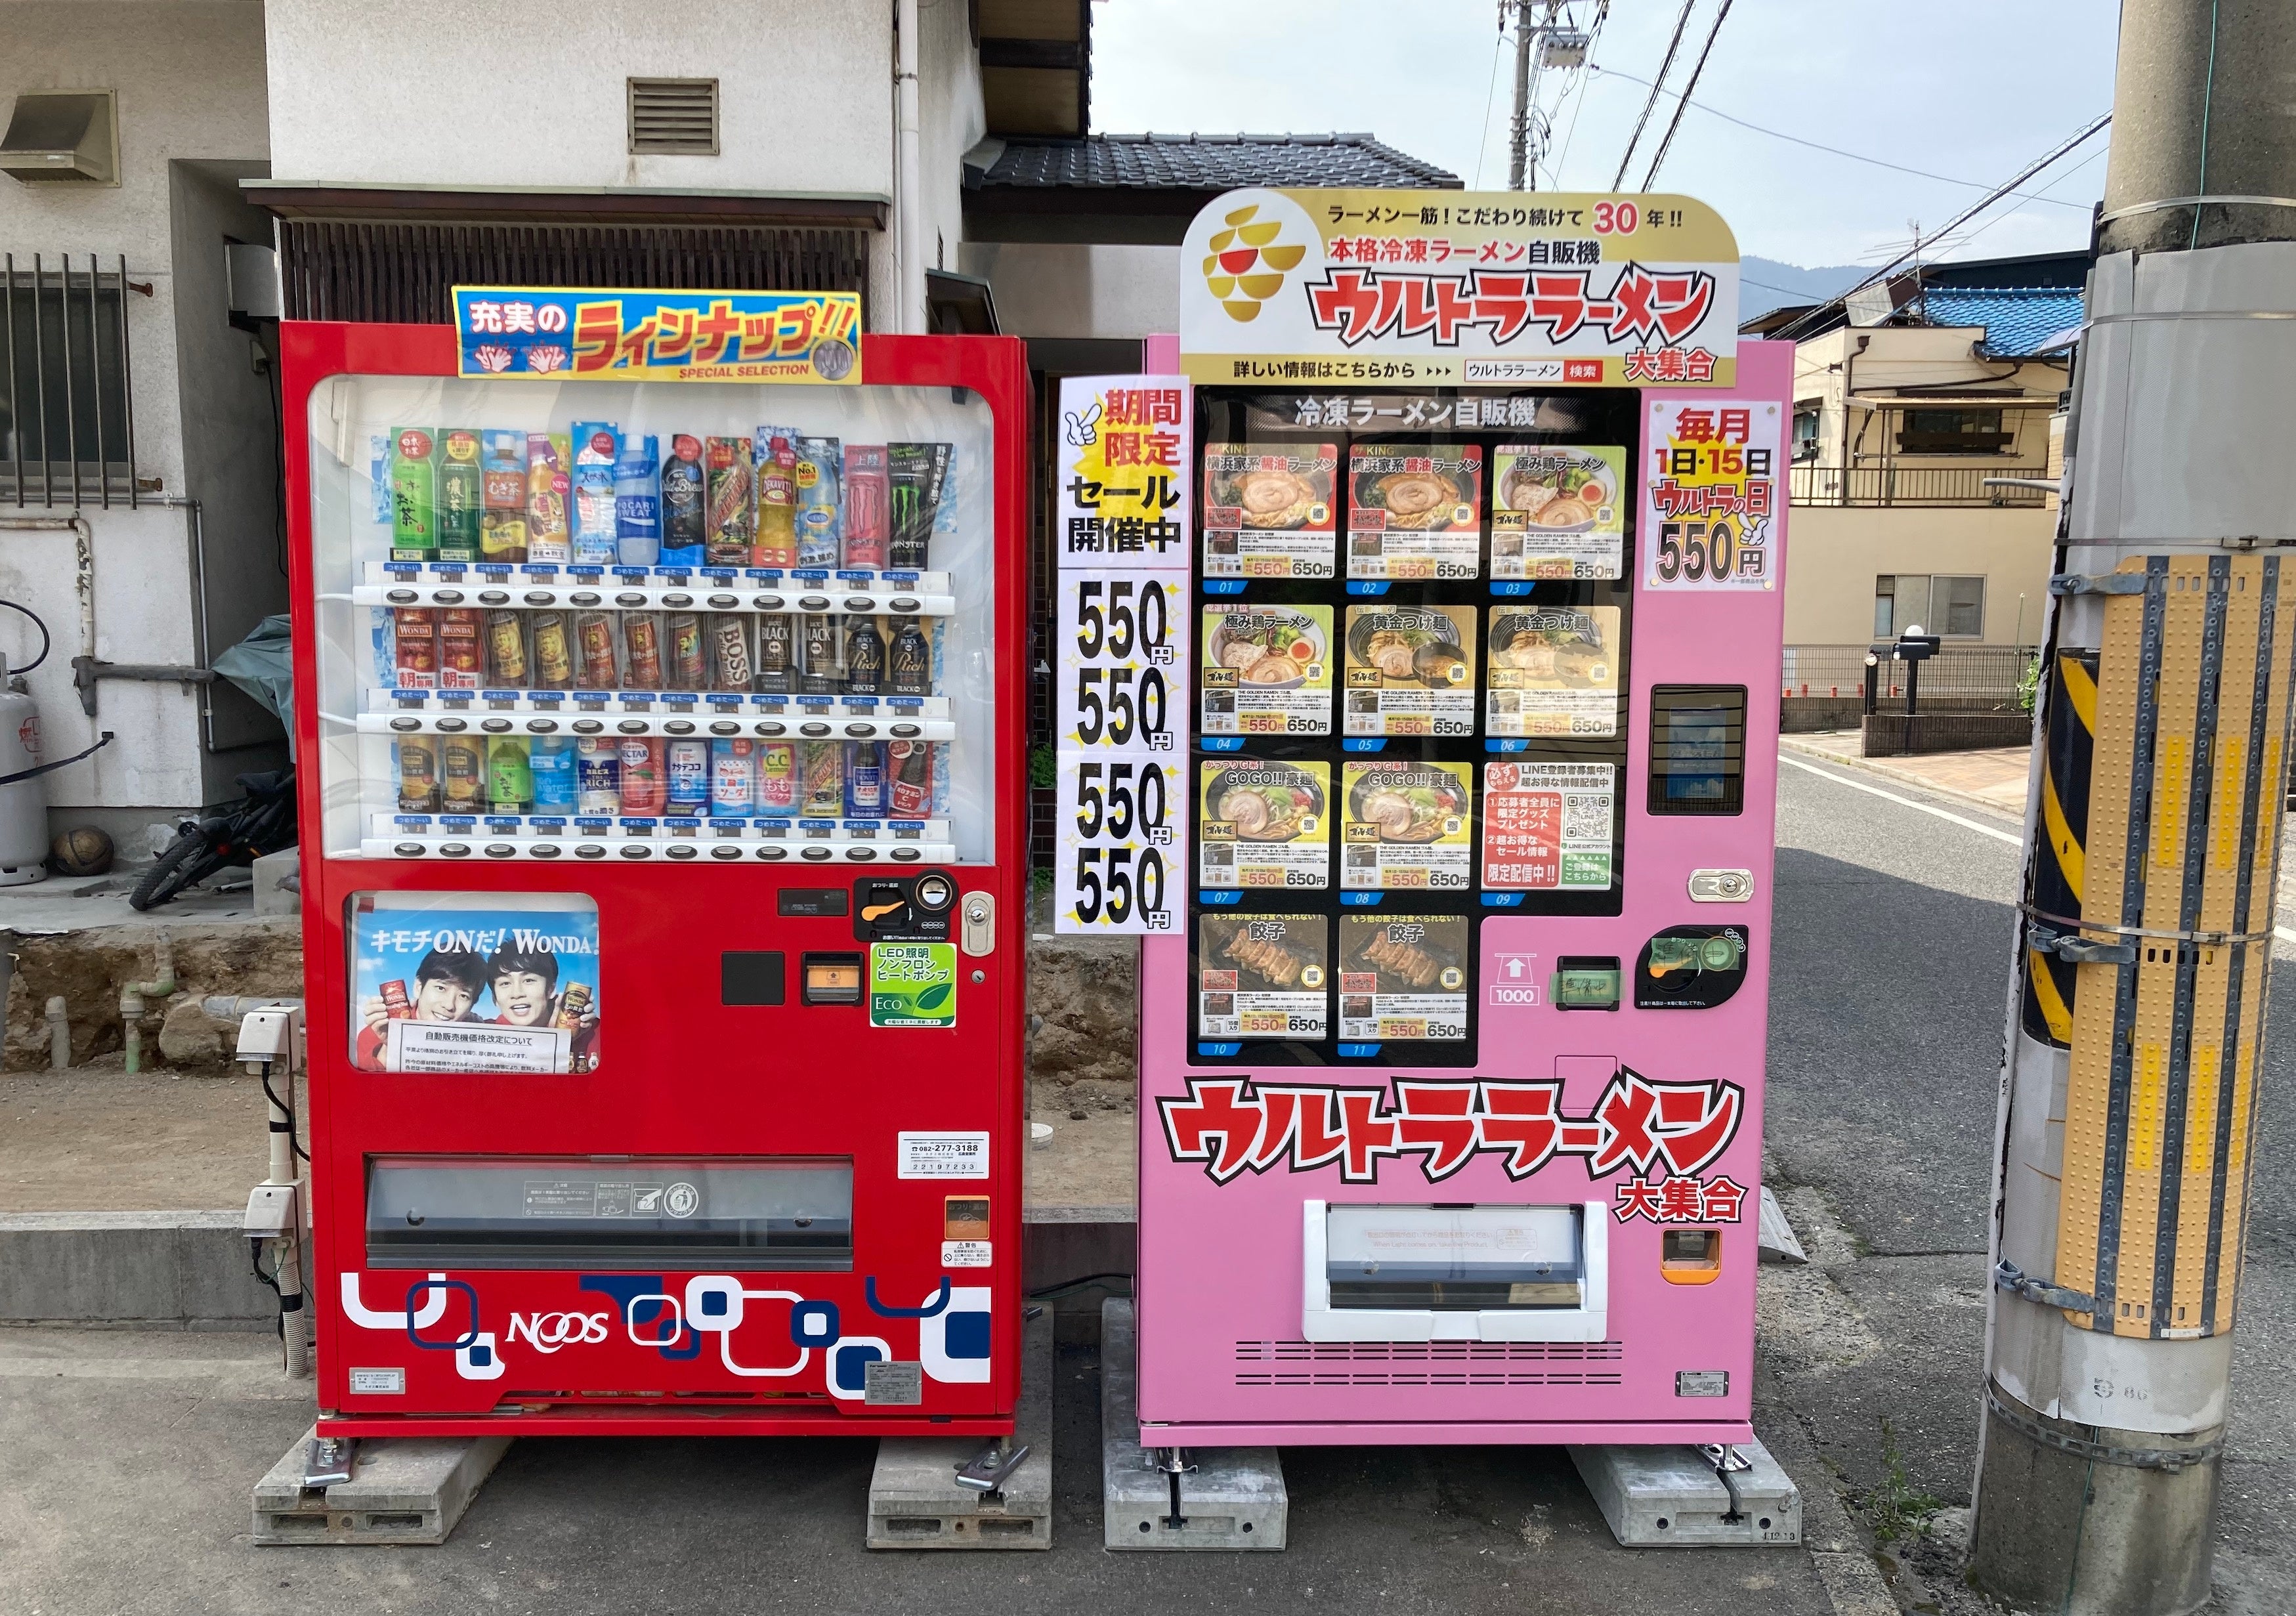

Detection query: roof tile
(979, 133), (1460, 192)
(1918, 287), (2087, 359)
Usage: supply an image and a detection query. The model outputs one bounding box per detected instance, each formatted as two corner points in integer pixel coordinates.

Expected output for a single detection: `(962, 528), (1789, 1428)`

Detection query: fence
(3, 254), (141, 509)
(1789, 463), (2049, 508)
(1782, 644), (2039, 712)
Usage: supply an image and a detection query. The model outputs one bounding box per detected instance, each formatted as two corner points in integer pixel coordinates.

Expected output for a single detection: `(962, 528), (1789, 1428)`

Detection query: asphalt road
(1764, 755), (2296, 1616)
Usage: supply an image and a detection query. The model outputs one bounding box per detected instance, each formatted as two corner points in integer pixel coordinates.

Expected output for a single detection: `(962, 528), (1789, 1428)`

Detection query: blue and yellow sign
(450, 287), (863, 384)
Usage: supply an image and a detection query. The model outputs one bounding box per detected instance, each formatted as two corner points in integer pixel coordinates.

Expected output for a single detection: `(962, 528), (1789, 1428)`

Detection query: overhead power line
(1637, 0), (1735, 190)
(1771, 112), (2113, 344)
(1610, 0), (1697, 190)
(1590, 65), (2094, 210)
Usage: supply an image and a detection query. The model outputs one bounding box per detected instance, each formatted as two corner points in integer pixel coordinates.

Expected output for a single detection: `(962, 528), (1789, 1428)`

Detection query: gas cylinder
(0, 664), (51, 884)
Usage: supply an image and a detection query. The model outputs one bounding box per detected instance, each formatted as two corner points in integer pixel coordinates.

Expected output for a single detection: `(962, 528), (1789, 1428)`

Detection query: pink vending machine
(1139, 189), (1786, 1455)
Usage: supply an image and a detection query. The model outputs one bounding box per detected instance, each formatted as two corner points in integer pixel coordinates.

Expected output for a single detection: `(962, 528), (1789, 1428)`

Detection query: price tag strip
(1053, 377), (1194, 935)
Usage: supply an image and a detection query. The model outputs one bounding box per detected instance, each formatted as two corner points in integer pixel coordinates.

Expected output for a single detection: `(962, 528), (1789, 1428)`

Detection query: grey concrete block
(253, 1423), (511, 1546)
(252, 847), (301, 917)
(0, 1211), (272, 1326)
(1102, 1297), (1286, 1550)
(867, 1308), (1052, 1549)
(1567, 1437), (1802, 1548)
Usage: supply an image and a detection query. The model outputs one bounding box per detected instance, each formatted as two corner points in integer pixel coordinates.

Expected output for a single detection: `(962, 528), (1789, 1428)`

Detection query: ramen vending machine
(1132, 191), (1790, 1462)
(286, 295), (1029, 1438)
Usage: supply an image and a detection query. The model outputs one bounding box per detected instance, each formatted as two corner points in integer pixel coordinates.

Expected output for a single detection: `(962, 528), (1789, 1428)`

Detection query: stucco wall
(264, 1), (894, 198)
(1784, 502), (2057, 647)
(1, 2), (271, 818)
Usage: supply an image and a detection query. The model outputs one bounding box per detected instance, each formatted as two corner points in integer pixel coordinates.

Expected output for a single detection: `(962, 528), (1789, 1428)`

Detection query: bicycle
(129, 769), (299, 911)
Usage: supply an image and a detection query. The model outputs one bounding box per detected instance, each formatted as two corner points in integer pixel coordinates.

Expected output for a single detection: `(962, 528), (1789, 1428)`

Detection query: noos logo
(1202, 200), (1309, 324)
(508, 1310), (611, 1352)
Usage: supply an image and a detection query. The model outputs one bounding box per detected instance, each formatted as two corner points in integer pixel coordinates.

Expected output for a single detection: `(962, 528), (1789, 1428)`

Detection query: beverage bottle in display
(666, 613), (707, 690)
(570, 423), (621, 564)
(799, 739), (843, 817)
(704, 437), (755, 566)
(526, 432), (572, 563)
(389, 429), (436, 561)
(757, 740), (797, 814)
(799, 612), (840, 696)
(529, 612), (574, 689)
(752, 429), (799, 566)
(844, 740), (885, 817)
(840, 444), (888, 568)
(576, 736), (622, 814)
(486, 736), (532, 813)
(614, 433), (662, 566)
(620, 612), (664, 690)
(755, 614), (793, 694)
(484, 610), (528, 687)
(393, 607), (438, 688)
(438, 609), (482, 689)
(441, 736), (484, 811)
(889, 616), (931, 696)
(661, 435), (706, 563)
(436, 429), (482, 563)
(794, 436), (842, 566)
(888, 737), (933, 817)
(886, 442), (951, 571)
(666, 738), (710, 814)
(530, 735), (577, 813)
(397, 735), (441, 811)
(618, 738), (666, 814)
(380, 979), (414, 1019)
(575, 610), (620, 689)
(844, 614), (885, 695)
(480, 430), (530, 563)
(712, 614), (752, 691)
(710, 737), (757, 816)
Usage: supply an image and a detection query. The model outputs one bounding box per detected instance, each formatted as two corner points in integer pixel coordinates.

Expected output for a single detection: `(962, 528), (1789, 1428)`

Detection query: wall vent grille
(627, 78), (719, 156)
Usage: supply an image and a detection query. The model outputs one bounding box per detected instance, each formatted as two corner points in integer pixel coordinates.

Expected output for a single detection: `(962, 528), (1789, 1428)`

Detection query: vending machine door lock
(960, 892), (995, 957)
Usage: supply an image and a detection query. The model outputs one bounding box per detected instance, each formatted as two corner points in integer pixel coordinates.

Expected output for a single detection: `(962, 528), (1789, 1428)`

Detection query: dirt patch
(3, 922), (303, 1073)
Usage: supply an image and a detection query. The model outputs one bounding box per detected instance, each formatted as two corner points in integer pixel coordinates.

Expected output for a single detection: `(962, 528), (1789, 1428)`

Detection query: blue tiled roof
(1919, 286), (2086, 358)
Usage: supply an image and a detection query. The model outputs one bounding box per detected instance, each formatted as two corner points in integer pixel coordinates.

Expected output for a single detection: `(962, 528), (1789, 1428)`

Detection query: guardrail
(1789, 464), (2048, 508)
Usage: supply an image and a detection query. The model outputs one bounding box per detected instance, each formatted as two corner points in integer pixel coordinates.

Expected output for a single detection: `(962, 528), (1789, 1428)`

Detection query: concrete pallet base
(866, 1308), (1053, 1550)
(1567, 1438), (1802, 1548)
(252, 1424), (512, 1546)
(1101, 1298), (1286, 1550)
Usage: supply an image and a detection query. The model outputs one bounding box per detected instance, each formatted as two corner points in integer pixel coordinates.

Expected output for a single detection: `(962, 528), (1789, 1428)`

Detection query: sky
(1088, 0), (2122, 274)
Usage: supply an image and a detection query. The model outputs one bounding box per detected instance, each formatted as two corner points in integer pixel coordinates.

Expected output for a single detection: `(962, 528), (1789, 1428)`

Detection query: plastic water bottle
(614, 433), (662, 566)
(529, 736), (576, 814)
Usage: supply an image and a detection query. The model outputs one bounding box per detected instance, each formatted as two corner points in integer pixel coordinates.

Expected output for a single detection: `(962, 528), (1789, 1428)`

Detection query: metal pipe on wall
(895, 0), (925, 334)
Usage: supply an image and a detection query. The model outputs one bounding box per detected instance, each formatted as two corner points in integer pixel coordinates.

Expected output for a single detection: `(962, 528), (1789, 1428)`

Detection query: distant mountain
(1739, 257), (1868, 320)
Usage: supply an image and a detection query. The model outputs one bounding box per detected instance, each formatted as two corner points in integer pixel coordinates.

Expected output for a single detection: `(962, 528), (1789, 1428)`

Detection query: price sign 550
(1055, 755), (1183, 933)
(1058, 572), (1188, 753)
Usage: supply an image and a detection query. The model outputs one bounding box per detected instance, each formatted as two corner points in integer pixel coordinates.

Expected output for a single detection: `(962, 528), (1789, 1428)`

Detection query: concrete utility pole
(1970, 3), (2296, 1613)
(1507, 1), (1539, 190)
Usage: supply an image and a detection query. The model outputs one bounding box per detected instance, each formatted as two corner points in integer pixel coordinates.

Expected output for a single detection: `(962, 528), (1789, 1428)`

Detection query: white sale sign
(1053, 377), (1192, 935)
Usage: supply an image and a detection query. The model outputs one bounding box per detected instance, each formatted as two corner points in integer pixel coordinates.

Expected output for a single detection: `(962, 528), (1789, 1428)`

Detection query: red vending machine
(284, 292), (1029, 1439)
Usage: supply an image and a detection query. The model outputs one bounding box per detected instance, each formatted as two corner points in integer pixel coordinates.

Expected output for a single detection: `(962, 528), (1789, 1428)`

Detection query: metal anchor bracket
(2049, 572), (2150, 597)
(954, 1441), (1031, 1494)
(1154, 1446), (1199, 1529)
(2028, 924), (2138, 966)
(302, 1434), (358, 1488)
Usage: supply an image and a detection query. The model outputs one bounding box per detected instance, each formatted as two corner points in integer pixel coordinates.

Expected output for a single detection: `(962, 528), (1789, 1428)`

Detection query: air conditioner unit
(0, 91), (118, 186)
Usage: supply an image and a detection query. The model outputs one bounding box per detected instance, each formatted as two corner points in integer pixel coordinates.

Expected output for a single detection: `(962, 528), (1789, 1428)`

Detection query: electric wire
(1590, 65), (2094, 211)
(2191, 0), (2221, 249)
(1636, 0), (1735, 191)
(1609, 0), (1698, 190)
(1772, 113), (2112, 344)
(1473, 19), (1508, 189)
(262, 1063), (310, 1162)
(1542, 2), (1611, 185)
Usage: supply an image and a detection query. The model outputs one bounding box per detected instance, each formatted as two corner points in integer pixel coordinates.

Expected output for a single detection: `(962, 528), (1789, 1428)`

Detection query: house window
(1, 260), (136, 505)
(1897, 408), (2010, 455)
(1791, 406), (1821, 461)
(1875, 575), (1986, 639)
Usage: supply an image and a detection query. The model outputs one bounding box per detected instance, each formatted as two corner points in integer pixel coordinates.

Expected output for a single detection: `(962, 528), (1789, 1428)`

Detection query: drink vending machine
(1131, 190), (1789, 1451)
(285, 292), (1030, 1437)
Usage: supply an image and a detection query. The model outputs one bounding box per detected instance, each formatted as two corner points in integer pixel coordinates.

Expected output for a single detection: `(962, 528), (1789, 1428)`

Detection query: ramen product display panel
(1342, 605), (1479, 739)
(1337, 913), (1471, 1043)
(1200, 604), (1334, 737)
(1199, 758), (1331, 892)
(1195, 912), (1330, 1042)
(1489, 445), (1626, 580)
(1346, 444), (1484, 581)
(1486, 605), (1623, 738)
(1202, 442), (1338, 579)
(1339, 759), (1474, 892)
